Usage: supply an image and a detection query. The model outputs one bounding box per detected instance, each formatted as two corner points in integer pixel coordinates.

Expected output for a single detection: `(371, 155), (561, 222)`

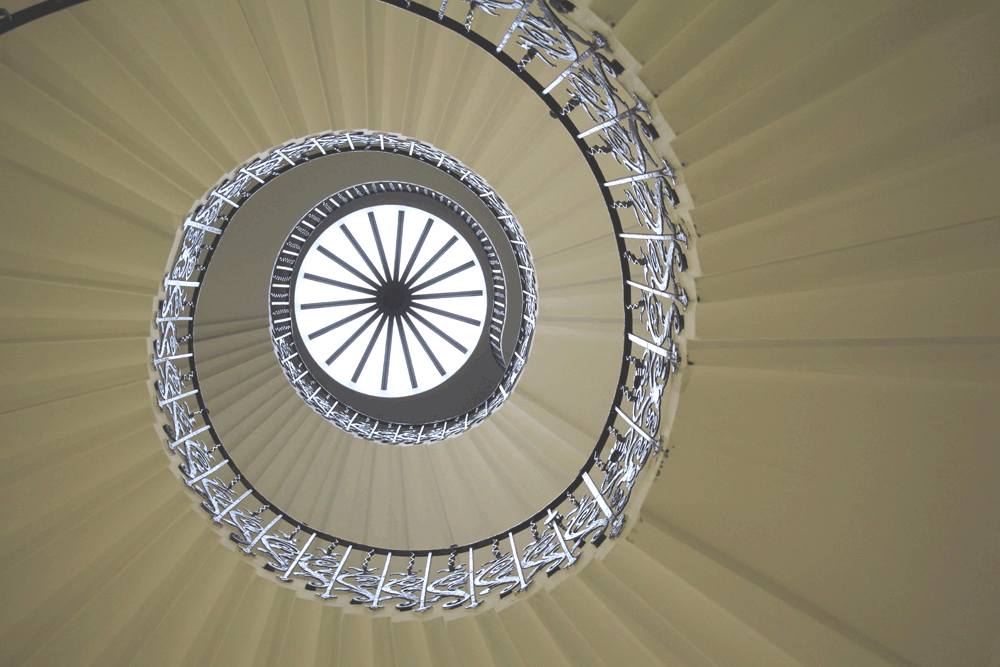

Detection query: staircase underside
(1, 1), (999, 665)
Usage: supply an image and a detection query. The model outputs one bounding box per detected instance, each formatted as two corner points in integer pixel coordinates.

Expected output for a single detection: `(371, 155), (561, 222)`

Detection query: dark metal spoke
(301, 297), (376, 310)
(397, 315), (418, 389)
(399, 218), (433, 283)
(352, 314), (388, 383)
(340, 224), (385, 284)
(402, 313), (445, 376)
(324, 310), (382, 365)
(393, 210), (404, 280)
(410, 260), (475, 294)
(408, 309), (468, 354)
(411, 302), (481, 326)
(381, 316), (394, 391)
(308, 304), (379, 340)
(368, 211), (393, 282)
(411, 290), (485, 300)
(405, 236), (458, 288)
(297, 204), (489, 392)
(317, 245), (380, 289)
(303, 273), (377, 295)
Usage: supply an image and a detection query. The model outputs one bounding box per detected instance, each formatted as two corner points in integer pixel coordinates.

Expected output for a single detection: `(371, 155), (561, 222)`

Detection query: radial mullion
(405, 236), (458, 289)
(308, 303), (379, 340)
(411, 290), (484, 300)
(304, 273), (377, 295)
(340, 225), (385, 283)
(291, 201), (491, 401)
(400, 218), (434, 283)
(317, 245), (381, 289)
(325, 310), (382, 365)
(393, 211), (404, 280)
(408, 309), (468, 354)
(368, 211), (393, 282)
(352, 314), (388, 383)
(397, 315), (418, 389)
(381, 316), (395, 391)
(410, 260), (475, 294)
(402, 312), (446, 376)
(411, 302), (480, 326)
(301, 297), (377, 310)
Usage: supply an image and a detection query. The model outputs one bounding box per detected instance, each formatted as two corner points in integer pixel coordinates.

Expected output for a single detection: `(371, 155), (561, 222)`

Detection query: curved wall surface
(1, 1), (998, 666)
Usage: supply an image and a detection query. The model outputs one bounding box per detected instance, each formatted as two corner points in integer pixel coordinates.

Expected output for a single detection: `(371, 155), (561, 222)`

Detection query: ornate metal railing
(152, 0), (691, 613)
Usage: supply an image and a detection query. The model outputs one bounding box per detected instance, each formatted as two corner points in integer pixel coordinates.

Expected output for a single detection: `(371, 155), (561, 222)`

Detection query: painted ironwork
(269, 179), (521, 443)
(152, 0), (690, 613)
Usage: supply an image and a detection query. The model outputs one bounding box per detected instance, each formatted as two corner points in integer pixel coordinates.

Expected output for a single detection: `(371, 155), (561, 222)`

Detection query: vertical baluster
(542, 42), (605, 95)
(582, 471), (614, 518)
(168, 424), (210, 451)
(279, 533), (316, 581)
(241, 514), (284, 554)
(369, 552), (392, 610)
(546, 509), (578, 568)
(184, 459), (228, 486)
(615, 405), (655, 443)
(319, 544), (353, 599)
(416, 553), (433, 613)
(467, 547), (481, 608)
(508, 532), (530, 592)
(212, 488), (253, 523)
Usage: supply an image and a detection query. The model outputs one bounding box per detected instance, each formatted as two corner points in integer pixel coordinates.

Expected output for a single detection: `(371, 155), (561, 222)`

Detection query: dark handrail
(0, 0), (91, 37)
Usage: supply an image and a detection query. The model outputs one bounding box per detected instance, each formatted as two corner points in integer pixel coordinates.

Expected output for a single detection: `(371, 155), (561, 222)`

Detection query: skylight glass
(293, 204), (488, 398)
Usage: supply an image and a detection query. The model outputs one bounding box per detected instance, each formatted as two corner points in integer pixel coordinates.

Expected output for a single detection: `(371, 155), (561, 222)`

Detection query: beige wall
(594, 1), (1000, 665)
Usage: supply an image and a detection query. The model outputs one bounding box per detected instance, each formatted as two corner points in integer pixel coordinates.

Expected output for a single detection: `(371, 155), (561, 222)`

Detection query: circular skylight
(292, 203), (488, 398)
(265, 171), (534, 445)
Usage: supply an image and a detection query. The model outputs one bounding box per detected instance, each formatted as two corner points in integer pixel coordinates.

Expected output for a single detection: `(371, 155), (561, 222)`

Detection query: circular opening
(265, 172), (534, 443)
(292, 203), (488, 398)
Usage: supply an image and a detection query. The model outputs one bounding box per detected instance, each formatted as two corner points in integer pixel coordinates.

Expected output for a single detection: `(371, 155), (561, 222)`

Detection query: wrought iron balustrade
(152, 0), (692, 613)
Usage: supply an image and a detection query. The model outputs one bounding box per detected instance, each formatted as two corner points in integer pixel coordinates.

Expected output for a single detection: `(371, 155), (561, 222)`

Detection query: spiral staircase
(2, 1), (999, 666)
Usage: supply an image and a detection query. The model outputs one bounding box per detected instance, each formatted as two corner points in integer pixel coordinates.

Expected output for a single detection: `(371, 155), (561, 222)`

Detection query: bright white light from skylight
(293, 204), (488, 398)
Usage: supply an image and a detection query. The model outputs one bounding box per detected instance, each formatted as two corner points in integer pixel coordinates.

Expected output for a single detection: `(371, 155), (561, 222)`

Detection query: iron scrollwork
(152, 0), (691, 613)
